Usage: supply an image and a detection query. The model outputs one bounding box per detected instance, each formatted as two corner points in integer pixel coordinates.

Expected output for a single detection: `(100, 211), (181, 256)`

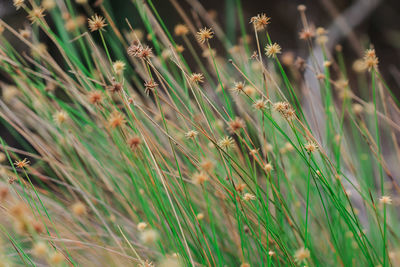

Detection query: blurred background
(1, 0), (399, 82)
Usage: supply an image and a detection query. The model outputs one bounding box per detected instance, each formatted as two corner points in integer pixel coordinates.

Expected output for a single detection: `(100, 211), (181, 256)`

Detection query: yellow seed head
(265, 43), (281, 57)
(174, 24), (189, 36)
(137, 222), (148, 231)
(33, 242), (48, 258)
(196, 27), (214, 44)
(71, 202), (86, 216)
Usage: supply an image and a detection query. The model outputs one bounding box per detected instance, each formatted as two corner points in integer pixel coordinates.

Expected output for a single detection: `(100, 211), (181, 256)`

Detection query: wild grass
(0, 0), (399, 266)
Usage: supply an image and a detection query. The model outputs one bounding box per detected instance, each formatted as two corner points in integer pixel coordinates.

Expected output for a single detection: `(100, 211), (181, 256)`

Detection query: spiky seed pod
(28, 8), (46, 24)
(250, 13), (271, 31)
(265, 43), (281, 57)
(196, 27), (214, 44)
(88, 14), (107, 32)
(218, 136), (234, 150)
(189, 73), (204, 84)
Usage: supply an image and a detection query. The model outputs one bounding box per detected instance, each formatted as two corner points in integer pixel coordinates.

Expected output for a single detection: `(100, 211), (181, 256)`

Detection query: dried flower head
(236, 183), (247, 192)
(228, 117), (245, 133)
(304, 141), (318, 153)
(107, 78), (123, 93)
(174, 24), (189, 36)
(128, 136), (141, 150)
(144, 80), (158, 95)
(127, 41), (141, 57)
(243, 193), (256, 201)
(352, 103), (364, 115)
(175, 45), (185, 53)
(185, 130), (199, 139)
(264, 163), (273, 173)
(196, 27), (214, 44)
(380, 195), (392, 205)
(49, 251), (64, 265)
(53, 111), (68, 125)
(273, 101), (296, 120)
(140, 229), (159, 244)
(299, 27), (315, 40)
(196, 213), (204, 220)
(294, 247), (310, 262)
(19, 29), (31, 39)
(137, 46), (153, 59)
(137, 222), (148, 231)
(108, 112), (126, 128)
(250, 13), (271, 31)
(363, 48), (378, 71)
(200, 160), (214, 172)
(193, 172), (209, 185)
(253, 99), (268, 110)
(113, 60), (126, 75)
(71, 202), (86, 216)
(218, 136), (234, 150)
(28, 7), (46, 24)
(281, 52), (295, 66)
(265, 43), (281, 58)
(33, 242), (48, 258)
(189, 73), (204, 84)
(244, 86), (256, 96)
(88, 91), (103, 105)
(13, 0), (25, 10)
(14, 158), (30, 168)
(231, 81), (245, 95)
(42, 0), (56, 10)
(88, 14), (107, 32)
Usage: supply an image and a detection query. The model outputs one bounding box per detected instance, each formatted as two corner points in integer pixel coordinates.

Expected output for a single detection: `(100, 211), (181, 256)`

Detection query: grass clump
(0, 0), (399, 266)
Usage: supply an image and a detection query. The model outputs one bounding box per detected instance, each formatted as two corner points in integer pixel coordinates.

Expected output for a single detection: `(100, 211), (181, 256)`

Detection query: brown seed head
(193, 172), (209, 185)
(28, 7), (46, 24)
(13, 0), (25, 9)
(174, 24), (189, 36)
(107, 79), (123, 93)
(108, 112), (126, 128)
(294, 247), (310, 262)
(14, 158), (30, 169)
(144, 80), (158, 95)
(253, 99), (268, 110)
(250, 13), (271, 31)
(231, 81), (245, 95)
(196, 27), (214, 44)
(185, 130), (198, 139)
(71, 202), (86, 216)
(128, 136), (141, 150)
(88, 91), (103, 105)
(304, 141), (318, 153)
(363, 48), (378, 71)
(228, 117), (245, 133)
(189, 73), (204, 84)
(88, 14), (107, 32)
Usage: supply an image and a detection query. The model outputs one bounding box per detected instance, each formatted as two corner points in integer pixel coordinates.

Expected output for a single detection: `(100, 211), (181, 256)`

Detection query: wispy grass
(0, 0), (399, 266)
